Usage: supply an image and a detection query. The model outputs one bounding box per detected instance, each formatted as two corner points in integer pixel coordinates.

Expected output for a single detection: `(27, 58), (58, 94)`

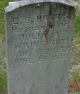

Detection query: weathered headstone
(5, 0), (75, 94)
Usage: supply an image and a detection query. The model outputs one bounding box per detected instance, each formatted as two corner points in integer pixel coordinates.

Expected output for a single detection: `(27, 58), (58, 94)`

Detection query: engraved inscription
(12, 17), (18, 24)
(7, 6), (73, 64)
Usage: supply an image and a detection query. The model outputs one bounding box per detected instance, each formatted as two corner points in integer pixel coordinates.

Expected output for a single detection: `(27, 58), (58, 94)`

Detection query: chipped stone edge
(5, 0), (77, 13)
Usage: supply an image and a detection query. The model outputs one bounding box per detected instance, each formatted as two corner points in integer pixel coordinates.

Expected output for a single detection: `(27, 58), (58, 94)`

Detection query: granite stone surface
(5, 1), (75, 94)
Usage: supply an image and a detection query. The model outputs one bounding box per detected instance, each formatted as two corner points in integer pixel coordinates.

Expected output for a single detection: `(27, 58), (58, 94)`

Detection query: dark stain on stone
(43, 4), (53, 40)
(49, 4), (52, 16)
(37, 15), (41, 21)
(43, 26), (50, 40)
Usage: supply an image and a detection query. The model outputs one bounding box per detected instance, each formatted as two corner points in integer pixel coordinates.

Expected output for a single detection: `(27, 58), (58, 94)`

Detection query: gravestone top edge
(5, 0), (76, 13)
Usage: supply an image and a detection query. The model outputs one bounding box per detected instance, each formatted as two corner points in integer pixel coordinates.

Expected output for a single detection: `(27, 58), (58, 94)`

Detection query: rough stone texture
(5, 0), (76, 13)
(5, 2), (75, 94)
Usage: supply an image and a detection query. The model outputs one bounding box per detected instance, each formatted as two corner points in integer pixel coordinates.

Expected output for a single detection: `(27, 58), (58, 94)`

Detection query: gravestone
(5, 0), (75, 94)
